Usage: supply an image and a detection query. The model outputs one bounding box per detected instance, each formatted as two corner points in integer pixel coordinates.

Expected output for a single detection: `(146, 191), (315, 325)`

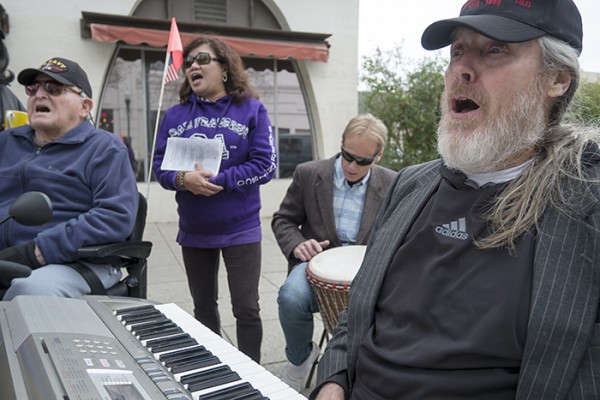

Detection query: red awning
(90, 23), (329, 62)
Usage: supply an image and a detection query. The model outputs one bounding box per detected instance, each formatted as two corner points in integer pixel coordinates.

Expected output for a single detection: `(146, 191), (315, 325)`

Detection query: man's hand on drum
(293, 239), (330, 262)
(315, 383), (345, 400)
(184, 161), (223, 197)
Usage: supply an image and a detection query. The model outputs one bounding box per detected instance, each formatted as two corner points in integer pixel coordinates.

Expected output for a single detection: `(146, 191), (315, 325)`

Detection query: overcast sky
(359, 0), (600, 74)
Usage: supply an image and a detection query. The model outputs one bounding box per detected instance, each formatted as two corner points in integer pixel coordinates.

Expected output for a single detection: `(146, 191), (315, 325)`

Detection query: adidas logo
(435, 217), (469, 240)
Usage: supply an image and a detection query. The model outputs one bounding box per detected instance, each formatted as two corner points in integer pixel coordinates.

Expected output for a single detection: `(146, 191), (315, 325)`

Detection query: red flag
(164, 18), (183, 83)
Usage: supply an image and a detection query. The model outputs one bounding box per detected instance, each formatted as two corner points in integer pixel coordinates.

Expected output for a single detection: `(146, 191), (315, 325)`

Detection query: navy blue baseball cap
(421, 0), (583, 55)
(18, 57), (93, 98)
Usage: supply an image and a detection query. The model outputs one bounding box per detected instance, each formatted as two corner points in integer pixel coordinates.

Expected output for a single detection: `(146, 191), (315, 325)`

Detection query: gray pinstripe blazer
(317, 159), (600, 399)
(272, 155), (397, 272)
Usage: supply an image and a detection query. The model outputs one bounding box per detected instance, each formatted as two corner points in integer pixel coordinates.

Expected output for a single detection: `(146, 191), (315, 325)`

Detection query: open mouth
(454, 98), (480, 113)
(34, 105), (51, 113)
(191, 72), (203, 82)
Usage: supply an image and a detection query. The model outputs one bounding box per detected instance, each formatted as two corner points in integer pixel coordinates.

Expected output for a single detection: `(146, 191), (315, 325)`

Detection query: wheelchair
(0, 192), (152, 299)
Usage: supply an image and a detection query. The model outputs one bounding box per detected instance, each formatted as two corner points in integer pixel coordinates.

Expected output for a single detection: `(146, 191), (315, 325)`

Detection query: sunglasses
(184, 52), (223, 68)
(340, 147), (379, 166)
(25, 81), (82, 97)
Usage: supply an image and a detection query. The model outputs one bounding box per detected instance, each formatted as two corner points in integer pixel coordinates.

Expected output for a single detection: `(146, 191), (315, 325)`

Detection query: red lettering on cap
(462, 0), (482, 10)
(514, 0), (531, 8)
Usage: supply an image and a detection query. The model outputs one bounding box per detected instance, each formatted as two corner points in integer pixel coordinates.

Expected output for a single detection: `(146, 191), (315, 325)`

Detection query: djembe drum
(306, 245), (366, 336)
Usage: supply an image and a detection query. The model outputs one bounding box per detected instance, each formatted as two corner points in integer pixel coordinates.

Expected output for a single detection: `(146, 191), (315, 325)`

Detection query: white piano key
(268, 388), (311, 400)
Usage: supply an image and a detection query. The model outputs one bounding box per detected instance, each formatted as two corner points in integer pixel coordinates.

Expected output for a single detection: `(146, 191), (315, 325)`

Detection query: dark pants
(182, 243), (263, 363)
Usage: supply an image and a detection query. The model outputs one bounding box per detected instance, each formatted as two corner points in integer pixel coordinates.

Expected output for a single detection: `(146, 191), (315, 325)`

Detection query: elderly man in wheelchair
(0, 56), (143, 300)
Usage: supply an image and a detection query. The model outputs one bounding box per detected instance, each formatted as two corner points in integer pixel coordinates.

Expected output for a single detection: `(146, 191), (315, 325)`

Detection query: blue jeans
(277, 262), (320, 365)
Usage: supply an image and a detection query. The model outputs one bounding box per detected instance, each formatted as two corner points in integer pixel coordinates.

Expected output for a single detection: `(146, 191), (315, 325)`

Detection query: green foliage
(360, 47), (446, 170)
(566, 79), (600, 126)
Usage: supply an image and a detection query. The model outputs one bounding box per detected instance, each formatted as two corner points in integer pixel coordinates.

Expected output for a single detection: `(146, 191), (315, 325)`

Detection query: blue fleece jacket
(152, 94), (277, 248)
(0, 121), (138, 264)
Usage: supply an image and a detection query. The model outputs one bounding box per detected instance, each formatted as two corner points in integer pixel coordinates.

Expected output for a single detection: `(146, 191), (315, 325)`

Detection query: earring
(223, 74), (228, 83)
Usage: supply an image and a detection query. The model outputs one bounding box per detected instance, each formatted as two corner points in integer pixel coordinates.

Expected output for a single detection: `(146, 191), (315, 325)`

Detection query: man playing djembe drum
(272, 113), (396, 391)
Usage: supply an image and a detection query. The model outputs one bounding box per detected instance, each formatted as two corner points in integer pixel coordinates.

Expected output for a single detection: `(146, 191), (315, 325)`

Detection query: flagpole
(145, 51), (172, 199)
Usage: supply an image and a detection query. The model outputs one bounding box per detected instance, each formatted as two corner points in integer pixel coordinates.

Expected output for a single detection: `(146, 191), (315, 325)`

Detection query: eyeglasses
(25, 81), (82, 97)
(184, 52), (223, 68)
(340, 147), (379, 166)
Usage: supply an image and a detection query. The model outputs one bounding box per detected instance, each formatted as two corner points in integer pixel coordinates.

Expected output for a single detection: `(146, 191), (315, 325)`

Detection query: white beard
(437, 78), (547, 174)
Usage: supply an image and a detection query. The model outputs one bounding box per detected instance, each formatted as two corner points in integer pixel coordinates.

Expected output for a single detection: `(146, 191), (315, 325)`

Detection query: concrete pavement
(144, 218), (322, 397)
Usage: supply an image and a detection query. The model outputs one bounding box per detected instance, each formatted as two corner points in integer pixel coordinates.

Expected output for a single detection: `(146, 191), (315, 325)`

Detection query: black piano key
(131, 320), (176, 335)
(180, 365), (233, 385)
(114, 304), (157, 316)
(119, 310), (164, 322)
(198, 382), (266, 400)
(147, 334), (198, 353)
(232, 393), (268, 400)
(119, 307), (162, 317)
(159, 345), (208, 363)
(137, 326), (183, 341)
(186, 371), (241, 392)
(128, 317), (170, 328)
(150, 337), (198, 353)
(164, 348), (212, 367)
(121, 312), (166, 325)
(146, 332), (189, 347)
(161, 347), (221, 371)
(171, 355), (221, 374)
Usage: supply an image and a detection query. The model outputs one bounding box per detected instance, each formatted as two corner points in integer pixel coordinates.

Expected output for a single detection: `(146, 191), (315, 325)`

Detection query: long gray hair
(477, 36), (600, 250)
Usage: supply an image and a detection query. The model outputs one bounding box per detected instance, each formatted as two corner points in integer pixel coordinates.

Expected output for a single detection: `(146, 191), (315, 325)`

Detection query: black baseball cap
(421, 0), (583, 55)
(17, 57), (93, 97)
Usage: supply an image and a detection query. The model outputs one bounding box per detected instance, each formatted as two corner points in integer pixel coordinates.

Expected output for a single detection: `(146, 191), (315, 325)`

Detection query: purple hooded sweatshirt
(153, 93), (277, 248)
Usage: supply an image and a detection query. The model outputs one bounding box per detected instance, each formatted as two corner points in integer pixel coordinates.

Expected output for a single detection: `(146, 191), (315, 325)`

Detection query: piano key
(158, 344), (209, 363)
(131, 318), (175, 331)
(171, 356), (221, 374)
(165, 349), (220, 373)
(138, 326), (183, 341)
(148, 335), (198, 353)
(180, 365), (234, 385)
(114, 304), (157, 316)
(117, 308), (165, 321)
(122, 303), (305, 399)
(197, 382), (265, 400)
(266, 388), (309, 400)
(120, 313), (166, 325)
(145, 332), (193, 346)
(183, 366), (241, 392)
(159, 345), (209, 362)
(187, 372), (241, 393)
(166, 350), (216, 367)
(119, 307), (163, 318)
(231, 370), (298, 397)
(131, 320), (177, 335)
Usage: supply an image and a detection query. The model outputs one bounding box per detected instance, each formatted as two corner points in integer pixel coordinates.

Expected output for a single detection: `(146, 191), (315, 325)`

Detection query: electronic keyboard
(0, 295), (306, 400)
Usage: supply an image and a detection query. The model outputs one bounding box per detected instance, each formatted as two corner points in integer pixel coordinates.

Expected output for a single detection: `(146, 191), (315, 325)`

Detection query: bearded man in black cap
(0, 57), (138, 300)
(313, 1), (600, 399)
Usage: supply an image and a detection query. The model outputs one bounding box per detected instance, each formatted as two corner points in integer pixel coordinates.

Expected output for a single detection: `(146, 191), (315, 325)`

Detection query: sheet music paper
(160, 136), (223, 174)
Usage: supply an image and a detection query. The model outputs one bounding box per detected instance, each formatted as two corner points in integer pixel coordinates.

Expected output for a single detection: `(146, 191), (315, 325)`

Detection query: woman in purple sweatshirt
(153, 36), (277, 363)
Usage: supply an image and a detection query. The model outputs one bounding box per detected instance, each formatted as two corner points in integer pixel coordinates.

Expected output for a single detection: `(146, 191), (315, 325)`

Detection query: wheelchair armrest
(77, 241), (152, 260)
(0, 260), (32, 279)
